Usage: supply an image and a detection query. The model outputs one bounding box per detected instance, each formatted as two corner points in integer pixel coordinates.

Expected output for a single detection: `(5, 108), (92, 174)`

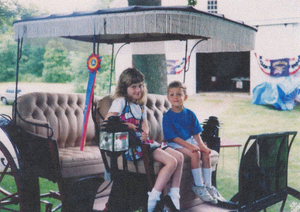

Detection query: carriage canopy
(14, 6), (256, 51)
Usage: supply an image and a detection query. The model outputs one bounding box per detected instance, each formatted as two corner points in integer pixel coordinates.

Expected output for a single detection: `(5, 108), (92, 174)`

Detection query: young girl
(105, 68), (184, 212)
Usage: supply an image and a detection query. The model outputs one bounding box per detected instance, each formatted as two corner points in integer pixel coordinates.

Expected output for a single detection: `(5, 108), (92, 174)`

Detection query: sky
(17, 0), (300, 24)
(18, 0), (103, 14)
(17, 0), (193, 14)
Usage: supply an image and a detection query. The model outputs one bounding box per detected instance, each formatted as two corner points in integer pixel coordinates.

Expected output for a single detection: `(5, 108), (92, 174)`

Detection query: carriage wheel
(0, 141), (23, 211)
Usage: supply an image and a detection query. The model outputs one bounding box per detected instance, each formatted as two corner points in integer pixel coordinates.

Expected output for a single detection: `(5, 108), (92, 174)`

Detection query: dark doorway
(196, 52), (250, 92)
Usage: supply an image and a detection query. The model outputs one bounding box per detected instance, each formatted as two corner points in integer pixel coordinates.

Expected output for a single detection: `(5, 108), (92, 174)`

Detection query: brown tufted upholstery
(96, 94), (219, 209)
(15, 92), (103, 178)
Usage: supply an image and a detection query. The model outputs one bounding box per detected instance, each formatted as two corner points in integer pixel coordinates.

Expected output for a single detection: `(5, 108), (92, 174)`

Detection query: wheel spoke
(0, 160), (10, 183)
(0, 187), (18, 201)
(0, 204), (20, 212)
(0, 143), (21, 211)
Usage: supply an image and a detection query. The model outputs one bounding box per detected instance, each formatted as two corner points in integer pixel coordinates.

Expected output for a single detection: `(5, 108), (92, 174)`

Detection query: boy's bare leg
(201, 152), (211, 168)
(176, 147), (201, 169)
(176, 147), (216, 204)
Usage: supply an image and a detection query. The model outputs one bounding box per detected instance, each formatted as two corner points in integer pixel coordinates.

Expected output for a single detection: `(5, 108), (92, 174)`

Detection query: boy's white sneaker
(206, 186), (219, 204)
(192, 185), (215, 203)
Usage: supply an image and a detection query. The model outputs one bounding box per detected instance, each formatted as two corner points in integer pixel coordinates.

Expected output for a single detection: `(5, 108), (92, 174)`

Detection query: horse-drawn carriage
(0, 5), (262, 212)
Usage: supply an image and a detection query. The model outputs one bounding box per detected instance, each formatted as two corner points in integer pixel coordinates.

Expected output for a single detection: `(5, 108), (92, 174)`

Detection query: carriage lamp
(99, 116), (129, 152)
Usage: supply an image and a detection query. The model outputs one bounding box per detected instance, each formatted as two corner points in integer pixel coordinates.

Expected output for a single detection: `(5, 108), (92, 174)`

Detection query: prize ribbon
(80, 53), (102, 151)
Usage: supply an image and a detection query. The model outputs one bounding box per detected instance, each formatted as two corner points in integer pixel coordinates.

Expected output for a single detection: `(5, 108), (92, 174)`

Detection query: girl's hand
(141, 131), (148, 141)
(125, 122), (138, 131)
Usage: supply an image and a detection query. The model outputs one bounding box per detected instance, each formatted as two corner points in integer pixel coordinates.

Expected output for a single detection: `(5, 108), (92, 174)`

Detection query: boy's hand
(188, 144), (201, 153)
(200, 145), (211, 154)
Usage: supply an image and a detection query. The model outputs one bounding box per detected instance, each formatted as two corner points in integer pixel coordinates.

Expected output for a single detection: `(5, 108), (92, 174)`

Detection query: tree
(0, 1), (40, 82)
(127, 0), (161, 6)
(0, 33), (16, 82)
(42, 40), (72, 83)
(94, 55), (115, 96)
(188, 0), (197, 6)
(128, 0), (168, 95)
(70, 51), (112, 96)
(0, 0), (15, 27)
(0, 0), (38, 28)
(20, 44), (45, 78)
(132, 54), (167, 94)
(126, 0), (197, 94)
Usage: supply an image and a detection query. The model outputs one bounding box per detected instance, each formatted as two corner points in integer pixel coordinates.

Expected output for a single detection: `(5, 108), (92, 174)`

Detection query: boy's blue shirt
(163, 107), (203, 142)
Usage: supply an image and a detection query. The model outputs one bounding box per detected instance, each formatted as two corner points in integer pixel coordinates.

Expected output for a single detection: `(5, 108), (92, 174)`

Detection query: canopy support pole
(183, 40), (188, 83)
(97, 42), (100, 55)
(14, 38), (23, 123)
(91, 35), (98, 122)
(109, 44), (115, 94)
(183, 38), (207, 83)
(109, 42), (129, 93)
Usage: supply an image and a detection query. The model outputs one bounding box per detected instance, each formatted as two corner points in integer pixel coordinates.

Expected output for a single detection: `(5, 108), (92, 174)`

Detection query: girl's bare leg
(164, 148), (183, 188)
(152, 148), (178, 192)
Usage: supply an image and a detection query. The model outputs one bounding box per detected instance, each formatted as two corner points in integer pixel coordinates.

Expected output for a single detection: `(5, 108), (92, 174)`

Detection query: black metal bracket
(183, 38), (207, 83)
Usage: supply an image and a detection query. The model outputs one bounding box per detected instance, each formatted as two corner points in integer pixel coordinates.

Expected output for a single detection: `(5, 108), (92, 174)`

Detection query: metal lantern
(99, 116), (129, 152)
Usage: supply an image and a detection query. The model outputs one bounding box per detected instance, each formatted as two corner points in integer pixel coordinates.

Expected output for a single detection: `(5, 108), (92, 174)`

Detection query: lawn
(1, 90), (299, 211)
(185, 92), (300, 212)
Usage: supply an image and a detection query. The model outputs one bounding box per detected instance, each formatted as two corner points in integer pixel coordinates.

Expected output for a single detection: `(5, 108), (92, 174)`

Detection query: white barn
(111, 0), (300, 96)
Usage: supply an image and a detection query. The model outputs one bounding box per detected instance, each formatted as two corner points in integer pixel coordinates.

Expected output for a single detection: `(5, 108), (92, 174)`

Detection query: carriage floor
(92, 181), (235, 212)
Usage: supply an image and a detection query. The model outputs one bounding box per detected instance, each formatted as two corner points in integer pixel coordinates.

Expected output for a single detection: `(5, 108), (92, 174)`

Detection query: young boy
(162, 80), (219, 204)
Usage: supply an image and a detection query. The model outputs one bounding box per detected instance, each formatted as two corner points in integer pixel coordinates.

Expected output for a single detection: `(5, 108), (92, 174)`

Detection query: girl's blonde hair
(113, 68), (147, 105)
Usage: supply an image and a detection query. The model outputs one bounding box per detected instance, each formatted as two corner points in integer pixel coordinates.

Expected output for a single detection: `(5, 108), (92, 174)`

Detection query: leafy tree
(0, 36), (45, 82)
(0, 0), (38, 29)
(15, 3), (38, 21)
(42, 40), (72, 83)
(0, 33), (16, 82)
(188, 0), (197, 6)
(127, 0), (197, 94)
(127, 0), (161, 6)
(69, 51), (89, 93)
(0, 0), (40, 82)
(71, 51), (112, 96)
(20, 44), (45, 78)
(94, 55), (114, 96)
(127, 0), (168, 95)
(0, 0), (15, 27)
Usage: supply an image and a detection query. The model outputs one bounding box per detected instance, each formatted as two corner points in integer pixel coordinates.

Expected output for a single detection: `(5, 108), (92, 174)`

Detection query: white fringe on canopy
(14, 7), (256, 51)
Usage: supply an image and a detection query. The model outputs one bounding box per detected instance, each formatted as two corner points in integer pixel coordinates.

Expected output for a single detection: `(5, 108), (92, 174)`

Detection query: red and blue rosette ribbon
(80, 53), (102, 151)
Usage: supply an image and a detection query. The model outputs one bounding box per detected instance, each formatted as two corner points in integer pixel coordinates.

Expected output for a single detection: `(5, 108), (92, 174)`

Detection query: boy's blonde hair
(167, 80), (187, 95)
(113, 68), (147, 105)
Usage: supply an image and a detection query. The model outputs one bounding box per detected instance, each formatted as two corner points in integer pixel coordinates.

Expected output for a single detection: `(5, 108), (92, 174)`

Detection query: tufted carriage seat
(15, 92), (104, 179)
(96, 94), (219, 210)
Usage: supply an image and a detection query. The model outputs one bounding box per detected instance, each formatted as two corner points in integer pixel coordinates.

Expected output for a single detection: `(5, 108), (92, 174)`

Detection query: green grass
(39, 178), (61, 211)
(186, 93), (300, 212)
(1, 91), (300, 211)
